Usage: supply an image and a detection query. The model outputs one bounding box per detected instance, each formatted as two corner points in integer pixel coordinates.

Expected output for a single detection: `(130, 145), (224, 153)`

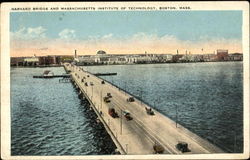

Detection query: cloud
(10, 31), (242, 57)
(131, 32), (158, 41)
(102, 33), (113, 39)
(58, 29), (76, 40)
(81, 33), (242, 54)
(11, 26), (46, 40)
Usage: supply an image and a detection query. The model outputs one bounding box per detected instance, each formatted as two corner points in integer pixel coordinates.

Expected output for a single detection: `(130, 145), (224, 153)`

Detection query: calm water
(11, 67), (116, 155)
(84, 62), (243, 153)
(11, 62), (243, 155)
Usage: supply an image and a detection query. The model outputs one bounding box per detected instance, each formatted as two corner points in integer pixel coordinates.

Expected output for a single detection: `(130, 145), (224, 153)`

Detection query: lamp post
(91, 85), (93, 100)
(86, 85), (88, 95)
(137, 87), (143, 107)
(140, 88), (143, 106)
(120, 109), (123, 135)
(100, 90), (102, 110)
(124, 81), (127, 95)
(175, 105), (178, 128)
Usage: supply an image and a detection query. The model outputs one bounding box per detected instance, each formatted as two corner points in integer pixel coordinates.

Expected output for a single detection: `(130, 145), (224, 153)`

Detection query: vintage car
(145, 107), (155, 115)
(108, 108), (119, 118)
(103, 96), (111, 103)
(127, 97), (135, 102)
(122, 110), (133, 121)
(176, 142), (190, 152)
(107, 93), (112, 98)
(153, 143), (164, 154)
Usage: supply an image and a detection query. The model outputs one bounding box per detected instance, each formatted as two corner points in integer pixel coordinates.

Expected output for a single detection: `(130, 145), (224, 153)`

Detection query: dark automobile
(122, 110), (133, 121)
(107, 93), (112, 98)
(145, 107), (155, 115)
(103, 96), (111, 103)
(153, 143), (164, 154)
(108, 108), (119, 118)
(176, 142), (190, 152)
(127, 97), (135, 102)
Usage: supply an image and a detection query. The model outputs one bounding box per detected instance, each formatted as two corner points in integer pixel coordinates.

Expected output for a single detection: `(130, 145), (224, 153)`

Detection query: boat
(42, 70), (54, 77)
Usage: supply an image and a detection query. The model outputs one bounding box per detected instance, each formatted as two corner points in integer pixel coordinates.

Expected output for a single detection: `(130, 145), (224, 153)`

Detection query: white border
(1, 2), (249, 160)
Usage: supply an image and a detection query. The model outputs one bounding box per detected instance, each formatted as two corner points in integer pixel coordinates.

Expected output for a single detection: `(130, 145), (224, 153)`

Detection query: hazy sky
(10, 11), (242, 57)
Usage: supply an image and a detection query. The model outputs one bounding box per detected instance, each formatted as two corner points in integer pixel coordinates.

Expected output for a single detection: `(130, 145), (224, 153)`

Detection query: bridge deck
(64, 63), (224, 155)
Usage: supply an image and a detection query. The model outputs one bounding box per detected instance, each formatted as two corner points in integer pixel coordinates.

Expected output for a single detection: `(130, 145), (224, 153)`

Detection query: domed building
(97, 50), (106, 55)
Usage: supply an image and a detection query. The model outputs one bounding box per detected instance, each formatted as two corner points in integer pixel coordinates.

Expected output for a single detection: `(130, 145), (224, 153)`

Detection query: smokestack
(74, 50), (77, 58)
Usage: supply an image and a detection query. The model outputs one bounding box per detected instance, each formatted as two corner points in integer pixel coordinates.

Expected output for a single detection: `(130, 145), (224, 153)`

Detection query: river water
(11, 62), (243, 155)
(11, 67), (116, 155)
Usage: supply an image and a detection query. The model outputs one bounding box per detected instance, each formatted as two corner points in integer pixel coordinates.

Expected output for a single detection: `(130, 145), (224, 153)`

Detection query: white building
(24, 57), (39, 62)
(156, 54), (173, 62)
(24, 56), (39, 65)
(78, 56), (96, 64)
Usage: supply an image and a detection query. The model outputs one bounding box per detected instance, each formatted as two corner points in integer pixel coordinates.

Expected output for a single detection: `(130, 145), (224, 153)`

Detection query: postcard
(1, 2), (249, 160)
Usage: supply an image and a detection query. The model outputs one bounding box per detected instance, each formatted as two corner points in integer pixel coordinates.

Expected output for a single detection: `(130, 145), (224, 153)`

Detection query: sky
(10, 11), (242, 57)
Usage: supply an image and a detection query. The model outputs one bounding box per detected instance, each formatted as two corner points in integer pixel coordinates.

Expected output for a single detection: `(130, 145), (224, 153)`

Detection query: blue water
(11, 62), (243, 155)
(11, 67), (116, 155)
(84, 62), (243, 153)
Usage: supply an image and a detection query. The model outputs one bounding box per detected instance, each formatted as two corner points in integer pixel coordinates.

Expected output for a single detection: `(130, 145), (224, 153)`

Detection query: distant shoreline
(10, 65), (63, 68)
(76, 60), (243, 67)
(10, 60), (242, 68)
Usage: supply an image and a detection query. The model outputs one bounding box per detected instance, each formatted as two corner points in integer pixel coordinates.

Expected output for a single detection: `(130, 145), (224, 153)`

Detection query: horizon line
(10, 52), (243, 58)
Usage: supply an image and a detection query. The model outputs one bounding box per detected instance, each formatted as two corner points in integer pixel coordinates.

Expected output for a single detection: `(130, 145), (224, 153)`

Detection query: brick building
(217, 49), (229, 61)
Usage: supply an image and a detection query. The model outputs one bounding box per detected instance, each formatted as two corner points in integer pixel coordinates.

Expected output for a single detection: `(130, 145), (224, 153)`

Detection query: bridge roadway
(64, 63), (224, 155)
